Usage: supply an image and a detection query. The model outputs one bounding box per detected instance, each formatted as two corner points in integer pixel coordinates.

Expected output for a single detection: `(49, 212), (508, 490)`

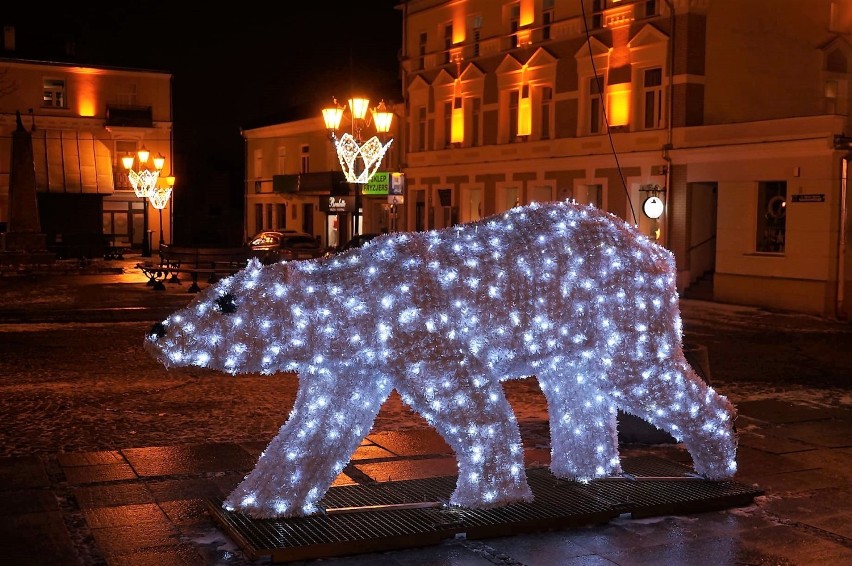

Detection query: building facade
(397, 0), (852, 319)
(0, 28), (174, 256)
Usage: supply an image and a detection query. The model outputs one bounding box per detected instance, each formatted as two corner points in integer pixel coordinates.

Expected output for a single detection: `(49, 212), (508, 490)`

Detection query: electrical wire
(579, 0), (637, 225)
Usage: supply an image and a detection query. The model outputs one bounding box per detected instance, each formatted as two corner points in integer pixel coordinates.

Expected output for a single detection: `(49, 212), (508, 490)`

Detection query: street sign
(791, 194), (824, 203)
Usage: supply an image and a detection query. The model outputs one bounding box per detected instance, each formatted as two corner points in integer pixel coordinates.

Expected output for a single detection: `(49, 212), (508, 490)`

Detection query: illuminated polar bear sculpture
(145, 200), (737, 519)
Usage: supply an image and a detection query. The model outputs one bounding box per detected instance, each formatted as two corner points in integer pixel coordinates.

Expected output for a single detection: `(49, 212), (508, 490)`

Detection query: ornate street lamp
(122, 146), (164, 257)
(322, 97), (394, 237)
(322, 97), (394, 184)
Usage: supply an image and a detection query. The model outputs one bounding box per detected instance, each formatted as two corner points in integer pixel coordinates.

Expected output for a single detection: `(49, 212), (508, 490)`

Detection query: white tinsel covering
(145, 200), (737, 519)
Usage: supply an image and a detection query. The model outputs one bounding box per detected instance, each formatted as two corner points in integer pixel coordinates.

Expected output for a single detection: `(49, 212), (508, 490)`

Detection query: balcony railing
(105, 104), (154, 128)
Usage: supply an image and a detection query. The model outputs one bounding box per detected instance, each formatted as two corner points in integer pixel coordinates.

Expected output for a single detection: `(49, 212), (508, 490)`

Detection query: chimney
(3, 25), (15, 51)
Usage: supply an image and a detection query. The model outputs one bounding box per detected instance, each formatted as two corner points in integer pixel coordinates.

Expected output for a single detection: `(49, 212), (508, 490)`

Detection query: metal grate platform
(207, 456), (763, 563)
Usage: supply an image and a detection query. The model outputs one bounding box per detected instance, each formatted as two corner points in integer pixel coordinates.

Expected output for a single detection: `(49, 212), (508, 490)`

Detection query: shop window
(756, 181), (786, 253)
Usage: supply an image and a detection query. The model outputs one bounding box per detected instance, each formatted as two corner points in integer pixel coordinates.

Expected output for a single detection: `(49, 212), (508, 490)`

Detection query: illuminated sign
(319, 196), (356, 214)
(362, 172), (405, 196)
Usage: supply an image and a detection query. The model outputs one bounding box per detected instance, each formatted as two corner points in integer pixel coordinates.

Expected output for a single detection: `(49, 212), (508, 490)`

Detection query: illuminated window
(643, 68), (663, 129)
(518, 85), (531, 137)
(451, 97), (464, 145)
(756, 181), (786, 253)
(42, 78), (66, 108)
(589, 76), (604, 134)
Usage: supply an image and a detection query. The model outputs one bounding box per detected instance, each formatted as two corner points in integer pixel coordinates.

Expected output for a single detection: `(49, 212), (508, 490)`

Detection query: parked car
(325, 233), (382, 257)
(248, 230), (324, 264)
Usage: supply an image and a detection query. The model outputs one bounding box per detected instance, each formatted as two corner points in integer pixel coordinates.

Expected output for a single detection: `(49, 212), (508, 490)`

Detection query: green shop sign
(363, 172), (391, 195)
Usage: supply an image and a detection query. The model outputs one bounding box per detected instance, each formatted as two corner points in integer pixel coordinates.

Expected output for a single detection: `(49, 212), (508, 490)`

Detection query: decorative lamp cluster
(122, 146), (164, 199)
(322, 97), (394, 184)
(145, 200), (738, 520)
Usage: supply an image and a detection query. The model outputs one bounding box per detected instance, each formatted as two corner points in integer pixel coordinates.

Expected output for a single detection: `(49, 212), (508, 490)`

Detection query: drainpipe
(663, 0), (675, 248)
(838, 156), (848, 319)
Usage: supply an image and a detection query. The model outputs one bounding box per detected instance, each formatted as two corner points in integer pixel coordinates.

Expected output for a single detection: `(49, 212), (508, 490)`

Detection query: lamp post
(122, 146), (164, 257)
(322, 97), (394, 236)
(149, 175), (175, 249)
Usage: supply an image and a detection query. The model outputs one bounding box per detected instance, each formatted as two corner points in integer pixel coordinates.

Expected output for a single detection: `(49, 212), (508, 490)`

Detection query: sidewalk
(0, 255), (850, 565)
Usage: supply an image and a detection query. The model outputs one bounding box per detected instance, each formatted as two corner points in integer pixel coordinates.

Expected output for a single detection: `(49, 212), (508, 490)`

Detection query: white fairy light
(145, 200), (738, 520)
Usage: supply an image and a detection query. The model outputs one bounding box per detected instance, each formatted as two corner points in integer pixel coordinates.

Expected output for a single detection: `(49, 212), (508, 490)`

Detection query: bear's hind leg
(618, 352), (737, 479)
(537, 368), (621, 481)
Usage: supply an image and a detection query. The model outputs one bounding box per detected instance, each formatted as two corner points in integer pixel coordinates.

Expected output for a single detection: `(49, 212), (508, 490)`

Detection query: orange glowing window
(607, 84), (631, 127)
(518, 85), (531, 137)
(451, 97), (464, 144)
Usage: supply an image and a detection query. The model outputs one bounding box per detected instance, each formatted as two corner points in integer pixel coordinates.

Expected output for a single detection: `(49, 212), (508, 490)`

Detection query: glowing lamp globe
(643, 196), (665, 219)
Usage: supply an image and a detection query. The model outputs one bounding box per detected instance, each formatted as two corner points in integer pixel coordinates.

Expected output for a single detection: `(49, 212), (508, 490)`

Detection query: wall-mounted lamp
(640, 183), (666, 220)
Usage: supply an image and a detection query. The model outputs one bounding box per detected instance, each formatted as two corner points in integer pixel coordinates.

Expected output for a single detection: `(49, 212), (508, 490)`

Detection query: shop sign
(319, 195), (356, 214)
(363, 172), (390, 195)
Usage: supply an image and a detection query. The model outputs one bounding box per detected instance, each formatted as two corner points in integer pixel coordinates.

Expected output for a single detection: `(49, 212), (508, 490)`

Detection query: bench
(103, 234), (129, 260)
(136, 245), (255, 292)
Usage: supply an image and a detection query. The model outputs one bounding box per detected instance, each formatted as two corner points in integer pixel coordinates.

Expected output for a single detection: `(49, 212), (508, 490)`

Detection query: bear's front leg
(224, 371), (392, 519)
(396, 364), (533, 509)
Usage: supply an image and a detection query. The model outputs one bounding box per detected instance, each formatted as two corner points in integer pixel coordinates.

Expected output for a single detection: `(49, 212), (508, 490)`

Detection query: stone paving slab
(121, 443), (257, 477)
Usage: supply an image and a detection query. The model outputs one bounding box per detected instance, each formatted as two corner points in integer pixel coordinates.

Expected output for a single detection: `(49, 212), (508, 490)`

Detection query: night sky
(4, 2), (403, 229)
